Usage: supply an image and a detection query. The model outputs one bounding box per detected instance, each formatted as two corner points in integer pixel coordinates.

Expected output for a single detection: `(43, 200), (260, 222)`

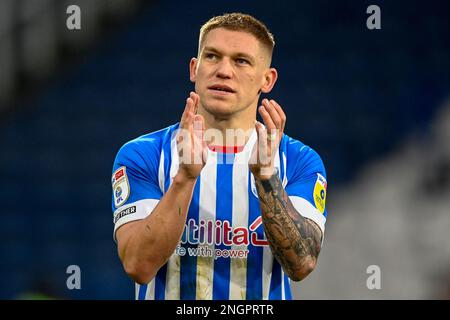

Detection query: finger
(180, 95), (195, 129)
(255, 121), (269, 165)
(270, 99), (286, 133)
(262, 99), (282, 130)
(195, 114), (208, 163)
(258, 104), (276, 130)
(258, 103), (279, 143)
(176, 124), (192, 164)
(193, 114), (204, 142)
(179, 98), (190, 129)
(262, 102), (283, 149)
(193, 115), (205, 164)
(186, 98), (195, 148)
(189, 91), (196, 108)
(202, 134), (208, 164)
(191, 92), (200, 114)
(255, 120), (267, 140)
(176, 133), (184, 144)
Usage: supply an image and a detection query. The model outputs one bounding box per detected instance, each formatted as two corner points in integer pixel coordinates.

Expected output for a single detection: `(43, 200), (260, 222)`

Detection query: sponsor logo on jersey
(114, 206), (136, 223)
(112, 166), (130, 208)
(181, 216), (268, 247)
(313, 173), (327, 214)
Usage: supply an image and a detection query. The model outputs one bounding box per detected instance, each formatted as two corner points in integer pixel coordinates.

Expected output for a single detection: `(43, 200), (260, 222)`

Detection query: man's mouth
(208, 84), (236, 94)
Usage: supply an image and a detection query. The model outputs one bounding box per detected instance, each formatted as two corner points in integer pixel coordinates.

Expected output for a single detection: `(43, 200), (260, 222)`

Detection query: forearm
(255, 173), (322, 281)
(120, 172), (197, 283)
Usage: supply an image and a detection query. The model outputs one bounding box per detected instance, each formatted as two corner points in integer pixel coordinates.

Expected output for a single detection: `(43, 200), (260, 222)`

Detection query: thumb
(255, 121), (268, 162)
(250, 121), (261, 166)
(193, 115), (205, 141)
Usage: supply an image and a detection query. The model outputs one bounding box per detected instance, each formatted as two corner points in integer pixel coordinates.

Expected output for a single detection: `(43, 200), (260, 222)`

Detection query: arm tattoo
(255, 173), (323, 280)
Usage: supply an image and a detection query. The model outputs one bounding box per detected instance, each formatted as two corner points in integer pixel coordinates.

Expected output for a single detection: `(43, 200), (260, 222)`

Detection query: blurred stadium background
(0, 0), (449, 299)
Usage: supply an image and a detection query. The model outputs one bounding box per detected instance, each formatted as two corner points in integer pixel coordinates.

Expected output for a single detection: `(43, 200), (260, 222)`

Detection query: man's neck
(197, 105), (256, 147)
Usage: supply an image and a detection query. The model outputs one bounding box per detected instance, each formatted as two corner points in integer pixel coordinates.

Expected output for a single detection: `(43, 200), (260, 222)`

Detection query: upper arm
(284, 141), (328, 240)
(111, 138), (163, 243)
(115, 220), (142, 262)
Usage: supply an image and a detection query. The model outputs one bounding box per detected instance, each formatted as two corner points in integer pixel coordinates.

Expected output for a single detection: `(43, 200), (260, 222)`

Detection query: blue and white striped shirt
(111, 123), (328, 300)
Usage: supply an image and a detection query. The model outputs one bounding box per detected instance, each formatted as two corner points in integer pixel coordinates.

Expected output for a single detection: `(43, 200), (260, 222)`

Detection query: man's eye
(236, 58), (249, 65)
(205, 53), (217, 60)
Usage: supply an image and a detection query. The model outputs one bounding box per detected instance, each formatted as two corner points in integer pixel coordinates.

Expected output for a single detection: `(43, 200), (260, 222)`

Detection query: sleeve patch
(313, 173), (327, 214)
(112, 166), (130, 208)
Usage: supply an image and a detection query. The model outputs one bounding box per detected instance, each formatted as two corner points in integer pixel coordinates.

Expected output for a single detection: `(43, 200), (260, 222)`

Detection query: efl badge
(313, 173), (327, 214)
(112, 166), (130, 208)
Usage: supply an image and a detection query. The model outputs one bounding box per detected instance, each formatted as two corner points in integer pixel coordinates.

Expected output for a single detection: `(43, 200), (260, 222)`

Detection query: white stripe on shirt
(229, 150), (250, 299)
(165, 137), (181, 299)
(196, 152), (218, 300)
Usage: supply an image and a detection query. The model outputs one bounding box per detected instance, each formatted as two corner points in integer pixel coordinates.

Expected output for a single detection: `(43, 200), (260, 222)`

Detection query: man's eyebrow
(202, 46), (256, 62)
(202, 47), (221, 54)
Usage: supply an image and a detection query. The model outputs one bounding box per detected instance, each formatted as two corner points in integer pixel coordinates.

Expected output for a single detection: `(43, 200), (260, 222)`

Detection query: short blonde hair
(198, 13), (275, 56)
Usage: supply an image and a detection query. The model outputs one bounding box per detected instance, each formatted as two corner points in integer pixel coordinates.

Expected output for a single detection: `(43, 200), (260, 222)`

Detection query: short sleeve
(111, 137), (163, 241)
(284, 140), (328, 234)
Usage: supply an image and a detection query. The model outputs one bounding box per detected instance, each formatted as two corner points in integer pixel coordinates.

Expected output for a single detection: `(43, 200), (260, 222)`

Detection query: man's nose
(215, 58), (233, 79)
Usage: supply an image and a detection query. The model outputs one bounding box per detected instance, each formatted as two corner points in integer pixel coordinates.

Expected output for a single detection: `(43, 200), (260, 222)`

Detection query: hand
(176, 92), (208, 180)
(249, 98), (286, 180)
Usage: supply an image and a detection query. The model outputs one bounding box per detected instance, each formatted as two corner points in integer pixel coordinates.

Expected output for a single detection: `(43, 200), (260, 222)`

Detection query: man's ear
(189, 58), (198, 83)
(260, 68), (278, 94)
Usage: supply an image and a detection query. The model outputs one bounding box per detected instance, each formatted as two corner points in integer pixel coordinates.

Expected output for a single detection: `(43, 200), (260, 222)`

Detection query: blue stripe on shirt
(246, 173), (263, 300)
(180, 179), (200, 299)
(138, 284), (147, 300)
(269, 260), (282, 300)
(154, 264), (167, 300)
(213, 152), (234, 299)
(284, 274), (292, 300)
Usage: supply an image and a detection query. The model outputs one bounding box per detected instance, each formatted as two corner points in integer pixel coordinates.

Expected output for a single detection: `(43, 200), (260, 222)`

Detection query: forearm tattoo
(255, 173), (322, 280)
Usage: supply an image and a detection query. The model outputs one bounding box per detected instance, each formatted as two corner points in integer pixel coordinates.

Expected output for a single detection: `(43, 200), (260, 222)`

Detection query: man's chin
(203, 100), (236, 117)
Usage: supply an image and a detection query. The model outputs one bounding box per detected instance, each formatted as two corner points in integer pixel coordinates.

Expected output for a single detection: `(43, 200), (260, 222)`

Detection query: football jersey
(111, 123), (328, 300)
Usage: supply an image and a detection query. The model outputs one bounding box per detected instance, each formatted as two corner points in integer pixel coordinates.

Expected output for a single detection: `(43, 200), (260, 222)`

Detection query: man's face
(190, 28), (273, 118)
